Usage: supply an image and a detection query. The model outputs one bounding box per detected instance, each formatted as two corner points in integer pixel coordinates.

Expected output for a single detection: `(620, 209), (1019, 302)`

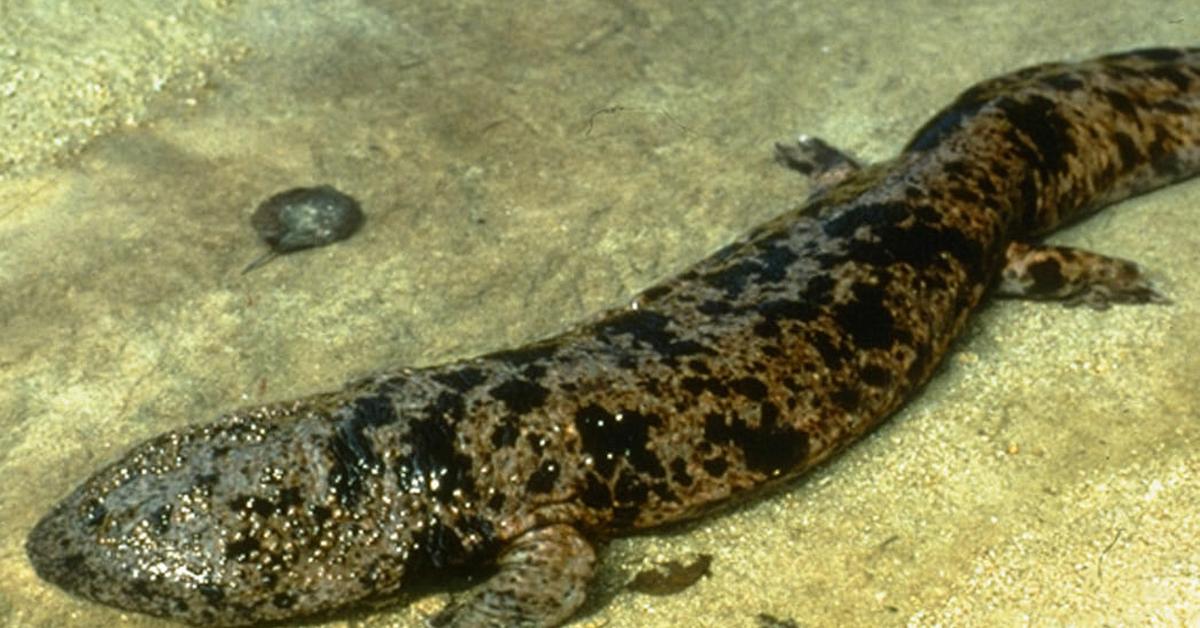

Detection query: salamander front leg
(430, 524), (596, 628)
(996, 241), (1169, 309)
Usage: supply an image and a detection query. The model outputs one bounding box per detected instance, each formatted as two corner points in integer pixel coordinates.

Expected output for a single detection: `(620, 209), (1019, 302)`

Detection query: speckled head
(25, 396), (438, 626)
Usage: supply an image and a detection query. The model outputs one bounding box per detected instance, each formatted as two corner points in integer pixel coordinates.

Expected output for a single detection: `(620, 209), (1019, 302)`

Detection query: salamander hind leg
(773, 135), (862, 191)
(430, 524), (596, 628)
(996, 241), (1170, 309)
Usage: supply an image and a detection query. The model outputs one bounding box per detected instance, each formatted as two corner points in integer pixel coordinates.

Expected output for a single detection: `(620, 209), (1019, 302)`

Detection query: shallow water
(2, 1), (1198, 626)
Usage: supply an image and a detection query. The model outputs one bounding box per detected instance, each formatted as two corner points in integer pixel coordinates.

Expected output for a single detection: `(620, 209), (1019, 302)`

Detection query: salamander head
(26, 408), (421, 625)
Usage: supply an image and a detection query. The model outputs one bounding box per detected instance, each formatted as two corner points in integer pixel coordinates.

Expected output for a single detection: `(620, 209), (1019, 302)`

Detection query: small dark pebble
(242, 185), (365, 274)
(626, 553), (713, 596)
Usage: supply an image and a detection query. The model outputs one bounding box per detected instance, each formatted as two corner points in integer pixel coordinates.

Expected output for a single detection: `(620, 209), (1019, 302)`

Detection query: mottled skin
(27, 48), (1200, 626)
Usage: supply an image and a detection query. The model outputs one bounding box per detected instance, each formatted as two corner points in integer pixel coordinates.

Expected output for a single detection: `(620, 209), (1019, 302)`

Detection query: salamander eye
(82, 500), (107, 528)
(146, 504), (173, 534)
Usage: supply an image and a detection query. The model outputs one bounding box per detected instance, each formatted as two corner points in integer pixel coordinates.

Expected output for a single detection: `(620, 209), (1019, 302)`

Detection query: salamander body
(27, 47), (1200, 626)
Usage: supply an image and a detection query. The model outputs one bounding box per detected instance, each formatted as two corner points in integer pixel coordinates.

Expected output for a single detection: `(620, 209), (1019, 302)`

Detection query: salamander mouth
(27, 502), (92, 594)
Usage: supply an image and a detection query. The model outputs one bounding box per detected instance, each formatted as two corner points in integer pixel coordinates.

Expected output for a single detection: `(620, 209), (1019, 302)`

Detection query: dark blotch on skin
(827, 202), (985, 281)
(997, 95), (1076, 175)
(426, 391), (467, 423)
(614, 470), (649, 506)
(278, 487), (303, 510)
(697, 299), (732, 316)
(405, 515), (498, 572)
(194, 473), (219, 490)
(753, 298), (820, 339)
(580, 474), (613, 510)
(310, 504), (332, 526)
(611, 505), (640, 529)
(525, 433), (547, 456)
(198, 584), (225, 605)
(700, 243), (797, 299)
(526, 460), (560, 493)
(860, 364), (892, 387)
(489, 379), (550, 415)
(680, 375), (727, 398)
(395, 418), (476, 501)
(225, 536), (260, 562)
(432, 367), (487, 393)
(1146, 66), (1193, 91)
(903, 93), (991, 152)
(491, 419), (519, 449)
(669, 458), (693, 487)
(1104, 89), (1138, 117)
(830, 387), (860, 411)
(598, 310), (712, 361)
(1025, 258), (1067, 294)
(1040, 73), (1085, 91)
(350, 395), (399, 427)
(328, 411), (385, 507)
(641, 285), (672, 301)
(574, 404), (665, 479)
(704, 406), (809, 476)
(833, 282), (897, 350)
(701, 456), (729, 478)
(729, 377), (768, 401)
